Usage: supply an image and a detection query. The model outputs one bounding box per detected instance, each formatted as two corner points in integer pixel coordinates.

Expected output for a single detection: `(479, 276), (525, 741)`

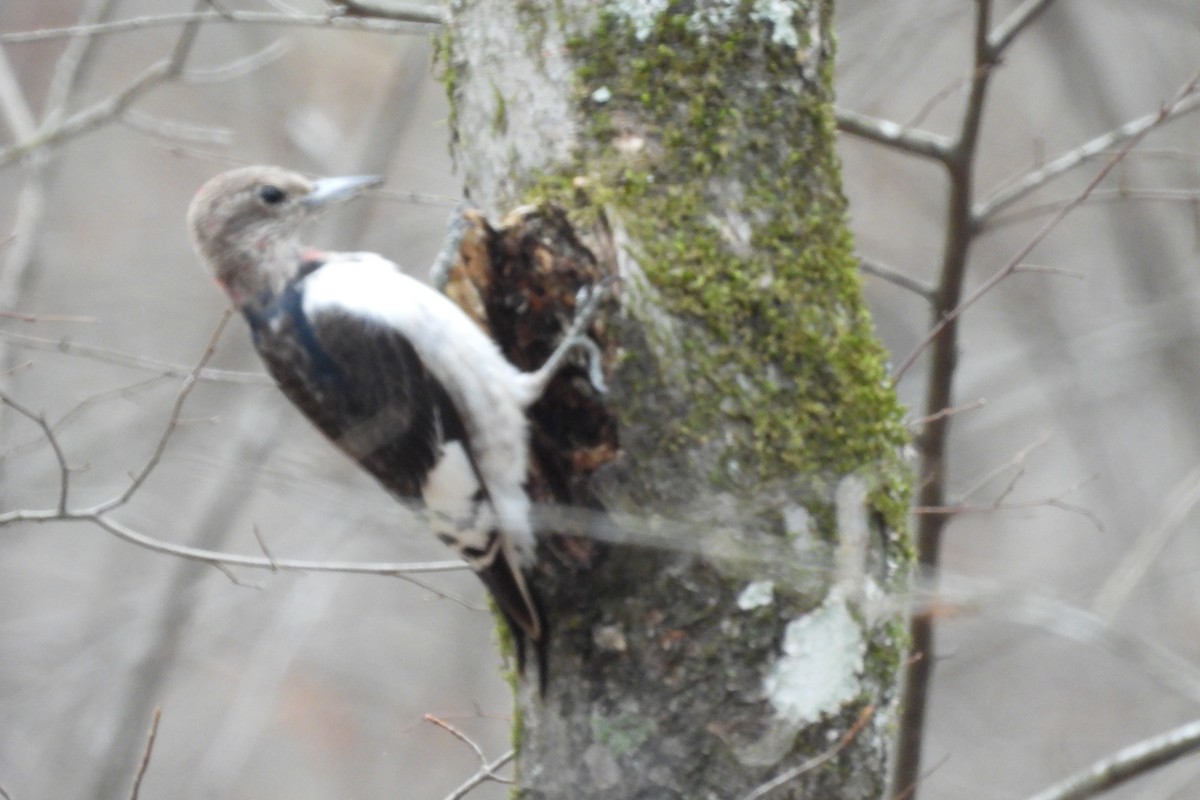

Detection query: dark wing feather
(248, 283), (456, 498)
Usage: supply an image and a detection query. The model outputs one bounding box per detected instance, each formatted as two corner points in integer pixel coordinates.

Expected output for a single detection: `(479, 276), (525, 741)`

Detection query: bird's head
(187, 165), (380, 307)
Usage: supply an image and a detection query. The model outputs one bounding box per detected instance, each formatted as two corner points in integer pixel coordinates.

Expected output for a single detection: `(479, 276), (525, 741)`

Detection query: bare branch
(0, 60), (170, 169)
(0, 9), (442, 47)
(182, 39), (290, 84)
(1092, 463), (1200, 621)
(128, 707), (161, 800)
(424, 713), (516, 800)
(907, 398), (986, 430)
(987, 187), (1200, 231)
(834, 106), (954, 165)
(251, 525), (279, 572)
(0, 782), (12, 800)
(0, 308), (97, 322)
(858, 256), (936, 301)
(325, 0), (445, 22)
(96, 311), (233, 512)
(0, 328), (271, 385)
(987, 0), (1060, 57)
(975, 89), (1200, 225)
(0, 389), (72, 514)
(121, 109), (233, 145)
(0, 45), (37, 139)
(424, 714), (488, 762)
(441, 749), (516, 800)
(1024, 718), (1200, 800)
(740, 706), (874, 800)
(894, 71), (1200, 380)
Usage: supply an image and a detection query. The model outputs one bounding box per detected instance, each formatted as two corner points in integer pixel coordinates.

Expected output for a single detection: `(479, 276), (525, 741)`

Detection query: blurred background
(0, 1), (1197, 798)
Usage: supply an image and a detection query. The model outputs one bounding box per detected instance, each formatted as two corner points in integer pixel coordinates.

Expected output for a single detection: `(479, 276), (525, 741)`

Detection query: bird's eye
(258, 185), (286, 205)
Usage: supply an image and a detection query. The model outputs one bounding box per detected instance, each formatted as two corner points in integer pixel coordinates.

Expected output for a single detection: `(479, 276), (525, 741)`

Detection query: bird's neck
(216, 237), (305, 312)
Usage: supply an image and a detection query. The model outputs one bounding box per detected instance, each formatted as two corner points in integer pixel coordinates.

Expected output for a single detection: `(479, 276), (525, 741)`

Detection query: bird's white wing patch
(300, 253), (536, 559)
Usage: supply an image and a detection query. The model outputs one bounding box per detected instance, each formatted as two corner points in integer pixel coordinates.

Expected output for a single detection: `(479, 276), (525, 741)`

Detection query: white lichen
(751, 0), (799, 49)
(764, 595), (865, 724)
(611, 0), (670, 41)
(737, 579), (775, 610)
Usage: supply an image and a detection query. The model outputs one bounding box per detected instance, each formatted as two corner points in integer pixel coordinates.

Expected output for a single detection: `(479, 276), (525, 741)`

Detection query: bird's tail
(471, 531), (548, 689)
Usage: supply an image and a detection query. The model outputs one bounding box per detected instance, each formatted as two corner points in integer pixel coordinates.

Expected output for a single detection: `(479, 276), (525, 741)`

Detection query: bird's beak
(302, 174), (383, 207)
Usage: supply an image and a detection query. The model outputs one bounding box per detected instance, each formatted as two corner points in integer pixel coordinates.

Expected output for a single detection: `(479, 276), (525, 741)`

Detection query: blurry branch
(1024, 718), (1200, 800)
(0, 1), (202, 171)
(325, 0), (444, 22)
(987, 187), (1200, 231)
(0, 59), (176, 169)
(935, 575), (1200, 702)
(0, 312), (469, 578)
(423, 714), (515, 800)
(0, 783), (12, 800)
(0, 328), (272, 385)
(834, 106), (953, 164)
(0, 8), (442, 46)
(987, 0), (1059, 56)
(739, 706), (873, 800)
(911, 433), (1103, 532)
(121, 109), (233, 145)
(891, 2), (1001, 789)
(906, 398), (986, 430)
(0, 309), (96, 322)
(0, 389), (70, 514)
(858, 256), (936, 301)
(181, 38), (290, 83)
(895, 69), (1200, 380)
(0, 0), (116, 351)
(975, 90), (1200, 226)
(1091, 463), (1200, 621)
(128, 707), (161, 800)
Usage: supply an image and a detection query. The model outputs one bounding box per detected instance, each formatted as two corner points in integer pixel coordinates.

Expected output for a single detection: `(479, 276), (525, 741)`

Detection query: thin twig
(252, 524), (279, 572)
(0, 389), (72, 513)
(907, 398), (986, 430)
(0, 309), (97, 322)
(441, 749), (516, 800)
(1092, 464), (1200, 621)
(0, 783), (12, 800)
(834, 106), (954, 165)
(425, 713), (516, 800)
(987, 187), (1200, 231)
(894, 71), (1200, 380)
(0, 9), (442, 46)
(859, 257), (936, 301)
(0, 328), (271, 385)
(182, 39), (290, 84)
(975, 90), (1200, 225)
(424, 715), (487, 761)
(741, 706), (874, 800)
(97, 311), (233, 512)
(1024, 718), (1200, 800)
(0, 60), (171, 168)
(129, 707), (161, 800)
(986, 0), (1061, 57)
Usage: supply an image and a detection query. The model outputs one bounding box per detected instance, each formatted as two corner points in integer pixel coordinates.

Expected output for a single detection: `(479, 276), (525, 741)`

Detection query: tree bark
(440, 1), (912, 797)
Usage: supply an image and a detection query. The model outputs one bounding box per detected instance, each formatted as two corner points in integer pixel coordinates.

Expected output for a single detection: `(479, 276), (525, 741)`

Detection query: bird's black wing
(247, 280), (459, 499)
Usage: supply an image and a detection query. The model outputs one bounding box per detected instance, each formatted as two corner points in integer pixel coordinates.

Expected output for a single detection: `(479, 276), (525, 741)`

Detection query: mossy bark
(440, 1), (912, 797)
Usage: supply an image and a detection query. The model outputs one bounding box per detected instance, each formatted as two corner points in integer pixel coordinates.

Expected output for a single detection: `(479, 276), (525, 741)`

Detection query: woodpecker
(188, 166), (604, 674)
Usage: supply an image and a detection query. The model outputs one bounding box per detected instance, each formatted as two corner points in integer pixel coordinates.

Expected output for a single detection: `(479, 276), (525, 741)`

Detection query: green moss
(523, 3), (911, 546)
(431, 24), (460, 155)
(492, 81), (509, 135)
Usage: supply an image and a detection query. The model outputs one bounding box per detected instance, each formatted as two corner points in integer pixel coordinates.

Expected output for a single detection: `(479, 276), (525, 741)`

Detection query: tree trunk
(440, 2), (912, 797)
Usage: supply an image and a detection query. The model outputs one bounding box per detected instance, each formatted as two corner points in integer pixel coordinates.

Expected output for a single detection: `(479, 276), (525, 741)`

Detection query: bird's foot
(531, 275), (617, 396)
